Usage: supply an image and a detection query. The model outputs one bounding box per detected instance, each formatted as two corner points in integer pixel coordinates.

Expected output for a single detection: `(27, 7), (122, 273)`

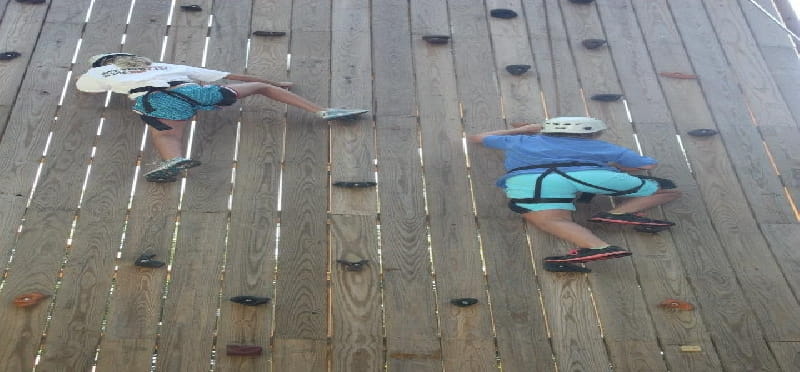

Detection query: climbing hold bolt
(337, 259), (369, 272)
(0, 51), (22, 60)
(422, 35), (450, 45)
(687, 128), (718, 137)
(332, 181), (377, 188)
(450, 298), (479, 307)
(659, 72), (697, 79)
(590, 94), (622, 102)
(490, 9), (518, 19)
(658, 299), (694, 311)
(230, 296), (271, 306)
(134, 253), (165, 268)
(180, 4), (202, 11)
(581, 39), (607, 49)
(226, 344), (263, 356)
(252, 31), (286, 37)
(13, 292), (49, 308)
(505, 64), (531, 76)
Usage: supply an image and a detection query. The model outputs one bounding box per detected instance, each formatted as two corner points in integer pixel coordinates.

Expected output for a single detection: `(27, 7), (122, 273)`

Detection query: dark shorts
(132, 84), (238, 121)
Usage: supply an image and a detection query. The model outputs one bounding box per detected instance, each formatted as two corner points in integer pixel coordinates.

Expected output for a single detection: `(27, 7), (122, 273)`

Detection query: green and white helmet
(540, 116), (607, 134)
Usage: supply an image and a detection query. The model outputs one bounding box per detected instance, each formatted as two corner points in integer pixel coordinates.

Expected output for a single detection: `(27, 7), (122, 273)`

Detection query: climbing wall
(0, 0), (798, 371)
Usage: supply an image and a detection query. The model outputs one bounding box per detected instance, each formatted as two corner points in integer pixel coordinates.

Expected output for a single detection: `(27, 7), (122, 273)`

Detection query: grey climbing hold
(590, 94), (622, 102)
(253, 31), (286, 37)
(422, 35), (450, 44)
(180, 4), (202, 11)
(490, 9), (518, 19)
(687, 128), (718, 137)
(505, 64), (531, 76)
(450, 298), (479, 307)
(582, 39), (607, 49)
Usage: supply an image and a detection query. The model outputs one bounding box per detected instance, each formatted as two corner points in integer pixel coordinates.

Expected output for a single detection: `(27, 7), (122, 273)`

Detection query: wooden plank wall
(0, 1), (798, 371)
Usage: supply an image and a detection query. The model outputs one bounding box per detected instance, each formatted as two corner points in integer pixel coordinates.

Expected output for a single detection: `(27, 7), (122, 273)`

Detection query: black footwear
(545, 246), (632, 263)
(543, 259), (591, 273)
(589, 212), (675, 226)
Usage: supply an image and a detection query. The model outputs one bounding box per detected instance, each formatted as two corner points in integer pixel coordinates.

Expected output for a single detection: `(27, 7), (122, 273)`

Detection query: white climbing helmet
(88, 53), (136, 68)
(540, 116), (607, 134)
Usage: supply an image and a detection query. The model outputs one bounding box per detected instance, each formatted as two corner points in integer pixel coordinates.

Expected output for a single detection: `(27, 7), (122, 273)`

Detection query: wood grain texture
(521, 0), (558, 117)
(409, 1), (496, 370)
(0, 0), (50, 107)
(272, 0), (331, 369)
(761, 224), (800, 305)
(769, 341), (800, 371)
(330, 214), (382, 371)
(329, 0), (376, 215)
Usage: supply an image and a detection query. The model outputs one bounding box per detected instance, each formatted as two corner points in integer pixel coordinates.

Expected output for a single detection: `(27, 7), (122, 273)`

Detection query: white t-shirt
(75, 63), (230, 98)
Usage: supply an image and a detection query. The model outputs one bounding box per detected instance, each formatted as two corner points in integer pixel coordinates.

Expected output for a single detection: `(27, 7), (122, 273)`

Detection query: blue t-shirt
(483, 134), (656, 187)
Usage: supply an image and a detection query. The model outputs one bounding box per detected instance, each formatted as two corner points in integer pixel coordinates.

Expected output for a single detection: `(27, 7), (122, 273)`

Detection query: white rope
(745, 0), (800, 42)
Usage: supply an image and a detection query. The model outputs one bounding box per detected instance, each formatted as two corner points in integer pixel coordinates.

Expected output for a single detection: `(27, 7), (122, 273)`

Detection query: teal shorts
(505, 170), (659, 212)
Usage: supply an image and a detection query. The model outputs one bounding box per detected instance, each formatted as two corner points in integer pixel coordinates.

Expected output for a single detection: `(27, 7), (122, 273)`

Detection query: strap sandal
(252, 31), (286, 37)
(658, 299), (694, 311)
(687, 128), (717, 137)
(543, 259), (591, 273)
(230, 296), (271, 306)
(134, 253), (166, 268)
(590, 93), (622, 102)
(505, 64), (531, 75)
(13, 292), (49, 308)
(422, 35), (450, 44)
(450, 298), (478, 307)
(226, 344), (263, 356)
(490, 9), (518, 19)
(332, 181), (376, 188)
(659, 72), (697, 79)
(180, 4), (202, 11)
(581, 39), (607, 49)
(0, 51), (21, 60)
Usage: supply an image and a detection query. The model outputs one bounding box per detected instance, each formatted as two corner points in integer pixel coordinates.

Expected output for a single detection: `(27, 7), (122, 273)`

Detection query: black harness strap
(507, 162), (646, 207)
(131, 81), (197, 131)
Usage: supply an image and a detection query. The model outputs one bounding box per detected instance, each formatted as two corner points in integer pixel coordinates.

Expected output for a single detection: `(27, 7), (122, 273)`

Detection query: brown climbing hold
(226, 344), (263, 356)
(659, 72), (698, 79)
(658, 299), (694, 311)
(13, 292), (49, 308)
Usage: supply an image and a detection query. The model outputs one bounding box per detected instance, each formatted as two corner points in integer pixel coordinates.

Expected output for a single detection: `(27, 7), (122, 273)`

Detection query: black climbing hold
(16, 0), (46, 4)
(543, 260), (591, 273)
(590, 94), (623, 102)
(252, 31), (286, 37)
(634, 225), (670, 234)
(337, 259), (369, 272)
(332, 181), (377, 188)
(180, 4), (202, 11)
(490, 9), (518, 19)
(569, 0), (595, 4)
(422, 35), (450, 45)
(0, 51), (21, 61)
(505, 64), (531, 76)
(687, 128), (718, 137)
(450, 298), (479, 307)
(230, 296), (271, 306)
(134, 253), (165, 268)
(582, 39), (607, 49)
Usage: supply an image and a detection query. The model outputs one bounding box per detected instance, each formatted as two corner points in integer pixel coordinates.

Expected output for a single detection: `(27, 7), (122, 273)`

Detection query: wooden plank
(761, 224), (800, 302)
(42, 7), (168, 367)
(408, 1), (496, 370)
(371, 1), (440, 370)
(329, 0), (375, 215)
(451, 2), (555, 371)
(271, 0), (331, 369)
(0, 9), (127, 371)
(376, 121), (441, 372)
(330, 215), (382, 371)
(520, 0), (557, 117)
(769, 341), (800, 371)
(214, 1), (289, 370)
(157, 1), (250, 369)
(94, 18), (202, 371)
(669, 0), (795, 224)
(0, 0), (54, 107)
(555, 3), (670, 370)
